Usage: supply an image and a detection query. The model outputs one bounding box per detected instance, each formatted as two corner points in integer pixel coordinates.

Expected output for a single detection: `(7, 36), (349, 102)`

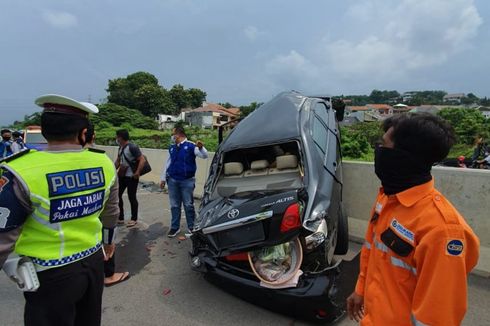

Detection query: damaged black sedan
(190, 91), (359, 323)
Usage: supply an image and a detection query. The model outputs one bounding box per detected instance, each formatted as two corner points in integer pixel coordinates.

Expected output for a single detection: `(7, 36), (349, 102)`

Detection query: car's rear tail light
(316, 309), (328, 319)
(224, 252), (249, 261)
(280, 203), (301, 233)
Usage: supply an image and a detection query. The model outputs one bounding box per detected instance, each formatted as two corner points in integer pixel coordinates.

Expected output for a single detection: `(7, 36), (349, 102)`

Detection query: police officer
(0, 94), (120, 326)
(347, 113), (480, 325)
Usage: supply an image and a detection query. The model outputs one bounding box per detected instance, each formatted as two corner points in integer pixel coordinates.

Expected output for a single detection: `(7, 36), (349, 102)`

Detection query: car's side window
(314, 103), (329, 126)
(312, 116), (327, 157)
(312, 103), (329, 159)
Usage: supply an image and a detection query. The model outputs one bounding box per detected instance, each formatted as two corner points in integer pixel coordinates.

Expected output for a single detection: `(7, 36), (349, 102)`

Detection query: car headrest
(251, 160), (269, 170)
(224, 162), (244, 176)
(276, 155), (298, 170)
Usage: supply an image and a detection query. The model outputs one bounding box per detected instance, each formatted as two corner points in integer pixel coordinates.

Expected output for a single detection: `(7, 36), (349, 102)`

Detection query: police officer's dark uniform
(0, 94), (119, 326)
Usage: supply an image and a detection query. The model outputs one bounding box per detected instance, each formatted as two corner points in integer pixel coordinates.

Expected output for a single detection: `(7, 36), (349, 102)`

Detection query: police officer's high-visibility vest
(2, 149), (116, 268)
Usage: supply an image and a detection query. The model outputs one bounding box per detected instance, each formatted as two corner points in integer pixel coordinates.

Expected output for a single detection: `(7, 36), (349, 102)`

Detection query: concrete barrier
(98, 145), (490, 275)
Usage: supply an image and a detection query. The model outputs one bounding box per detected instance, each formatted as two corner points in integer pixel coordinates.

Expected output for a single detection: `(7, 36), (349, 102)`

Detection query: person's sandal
(105, 272), (131, 287)
(127, 221), (137, 227)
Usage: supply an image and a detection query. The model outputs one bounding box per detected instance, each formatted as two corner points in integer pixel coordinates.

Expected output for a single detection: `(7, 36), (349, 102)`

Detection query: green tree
(340, 126), (370, 158)
(218, 102), (234, 109)
(348, 121), (383, 147)
(134, 84), (177, 116)
(461, 93), (479, 105)
(169, 84), (188, 110)
(187, 88), (207, 108)
(92, 103), (158, 129)
(438, 108), (487, 144)
(369, 90), (400, 103)
(106, 71), (168, 116)
(239, 102), (262, 117)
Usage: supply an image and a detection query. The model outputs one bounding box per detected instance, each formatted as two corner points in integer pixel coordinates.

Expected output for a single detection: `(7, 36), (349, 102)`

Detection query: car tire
(334, 204), (349, 255)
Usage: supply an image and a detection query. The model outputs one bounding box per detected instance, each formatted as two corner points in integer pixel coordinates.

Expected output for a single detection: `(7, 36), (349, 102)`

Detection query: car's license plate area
(216, 222), (265, 248)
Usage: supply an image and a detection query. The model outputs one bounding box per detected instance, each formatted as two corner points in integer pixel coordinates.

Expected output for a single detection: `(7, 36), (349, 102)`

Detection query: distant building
(443, 93), (465, 104)
(393, 103), (411, 114)
(366, 104), (393, 115)
(478, 106), (490, 119)
(156, 114), (180, 130)
(402, 91), (419, 102)
(345, 105), (392, 123)
(186, 102), (240, 129)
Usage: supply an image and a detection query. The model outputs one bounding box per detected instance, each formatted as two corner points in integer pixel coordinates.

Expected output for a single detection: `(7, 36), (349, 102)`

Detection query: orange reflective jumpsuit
(355, 180), (479, 326)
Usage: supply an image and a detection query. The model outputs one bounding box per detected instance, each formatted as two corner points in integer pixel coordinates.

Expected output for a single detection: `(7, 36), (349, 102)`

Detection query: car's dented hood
(195, 189), (299, 233)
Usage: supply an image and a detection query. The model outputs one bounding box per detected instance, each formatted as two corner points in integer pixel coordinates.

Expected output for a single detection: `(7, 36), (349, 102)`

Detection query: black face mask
(2, 137), (11, 142)
(374, 146), (432, 195)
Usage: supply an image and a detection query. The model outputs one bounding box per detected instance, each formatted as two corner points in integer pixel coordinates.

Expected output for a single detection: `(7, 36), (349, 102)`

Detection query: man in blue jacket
(160, 127), (208, 238)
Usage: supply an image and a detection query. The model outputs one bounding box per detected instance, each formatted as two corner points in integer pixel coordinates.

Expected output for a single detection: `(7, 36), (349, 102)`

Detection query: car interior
(213, 141), (304, 198)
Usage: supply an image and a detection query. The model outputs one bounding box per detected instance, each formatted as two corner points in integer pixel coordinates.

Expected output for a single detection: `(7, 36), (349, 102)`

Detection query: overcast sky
(1, 0), (489, 125)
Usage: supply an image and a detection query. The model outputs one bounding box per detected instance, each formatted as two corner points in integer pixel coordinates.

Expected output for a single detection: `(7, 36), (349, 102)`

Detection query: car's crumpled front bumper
(190, 247), (360, 324)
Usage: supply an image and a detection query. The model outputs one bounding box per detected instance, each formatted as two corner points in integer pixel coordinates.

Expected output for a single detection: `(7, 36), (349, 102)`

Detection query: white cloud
(265, 0), (483, 90)
(330, 0), (482, 76)
(243, 25), (260, 41)
(42, 10), (78, 29)
(265, 50), (319, 91)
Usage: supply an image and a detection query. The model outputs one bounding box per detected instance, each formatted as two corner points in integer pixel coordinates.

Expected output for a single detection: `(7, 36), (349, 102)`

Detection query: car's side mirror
(332, 99), (346, 122)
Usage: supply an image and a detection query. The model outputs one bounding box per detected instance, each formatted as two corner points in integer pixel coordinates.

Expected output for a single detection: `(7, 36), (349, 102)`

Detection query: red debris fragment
(162, 288), (172, 296)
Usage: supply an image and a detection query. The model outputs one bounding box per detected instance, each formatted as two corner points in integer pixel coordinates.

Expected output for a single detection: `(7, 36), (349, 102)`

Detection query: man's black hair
(174, 126), (186, 137)
(41, 112), (89, 142)
(12, 131), (21, 138)
(85, 121), (95, 144)
(1, 129), (11, 135)
(116, 129), (130, 141)
(383, 113), (456, 165)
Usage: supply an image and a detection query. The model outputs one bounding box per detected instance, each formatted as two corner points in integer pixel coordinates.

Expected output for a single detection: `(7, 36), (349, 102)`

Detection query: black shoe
(184, 229), (193, 238)
(167, 228), (181, 238)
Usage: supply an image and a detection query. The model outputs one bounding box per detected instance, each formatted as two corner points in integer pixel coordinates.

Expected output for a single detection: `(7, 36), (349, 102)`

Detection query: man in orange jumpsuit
(347, 113), (480, 326)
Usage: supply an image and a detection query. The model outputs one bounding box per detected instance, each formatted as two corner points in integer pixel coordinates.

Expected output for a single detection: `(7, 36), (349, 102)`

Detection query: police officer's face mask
(170, 135), (176, 144)
(2, 136), (11, 141)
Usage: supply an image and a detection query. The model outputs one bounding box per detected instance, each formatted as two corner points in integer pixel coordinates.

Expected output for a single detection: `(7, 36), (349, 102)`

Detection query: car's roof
(220, 91), (311, 152)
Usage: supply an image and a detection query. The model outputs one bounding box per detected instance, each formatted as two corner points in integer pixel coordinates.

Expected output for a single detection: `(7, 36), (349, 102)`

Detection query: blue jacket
(0, 140), (13, 158)
(167, 141), (197, 180)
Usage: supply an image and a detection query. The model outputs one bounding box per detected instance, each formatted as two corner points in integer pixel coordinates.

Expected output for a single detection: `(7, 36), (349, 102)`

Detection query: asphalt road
(1, 189), (489, 326)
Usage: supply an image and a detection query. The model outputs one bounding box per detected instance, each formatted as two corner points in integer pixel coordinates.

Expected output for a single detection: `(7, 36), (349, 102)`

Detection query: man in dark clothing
(115, 129), (146, 227)
(85, 123), (130, 287)
(0, 129), (13, 158)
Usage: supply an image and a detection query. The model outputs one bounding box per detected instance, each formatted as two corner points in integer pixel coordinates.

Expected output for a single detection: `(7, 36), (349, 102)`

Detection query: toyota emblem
(227, 209), (240, 219)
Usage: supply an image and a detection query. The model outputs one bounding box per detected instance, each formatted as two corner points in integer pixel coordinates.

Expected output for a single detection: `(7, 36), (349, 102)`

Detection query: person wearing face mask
(0, 129), (13, 158)
(0, 94), (119, 326)
(160, 126), (208, 238)
(10, 131), (25, 154)
(347, 113), (480, 326)
(114, 129), (146, 227)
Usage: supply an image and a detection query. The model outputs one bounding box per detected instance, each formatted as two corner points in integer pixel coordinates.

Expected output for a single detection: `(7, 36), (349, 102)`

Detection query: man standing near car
(0, 129), (13, 158)
(0, 94), (119, 326)
(115, 129), (146, 227)
(160, 126), (208, 238)
(347, 114), (480, 325)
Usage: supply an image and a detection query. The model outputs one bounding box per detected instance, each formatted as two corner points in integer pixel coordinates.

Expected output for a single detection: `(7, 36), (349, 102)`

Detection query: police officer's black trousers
(23, 249), (104, 326)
